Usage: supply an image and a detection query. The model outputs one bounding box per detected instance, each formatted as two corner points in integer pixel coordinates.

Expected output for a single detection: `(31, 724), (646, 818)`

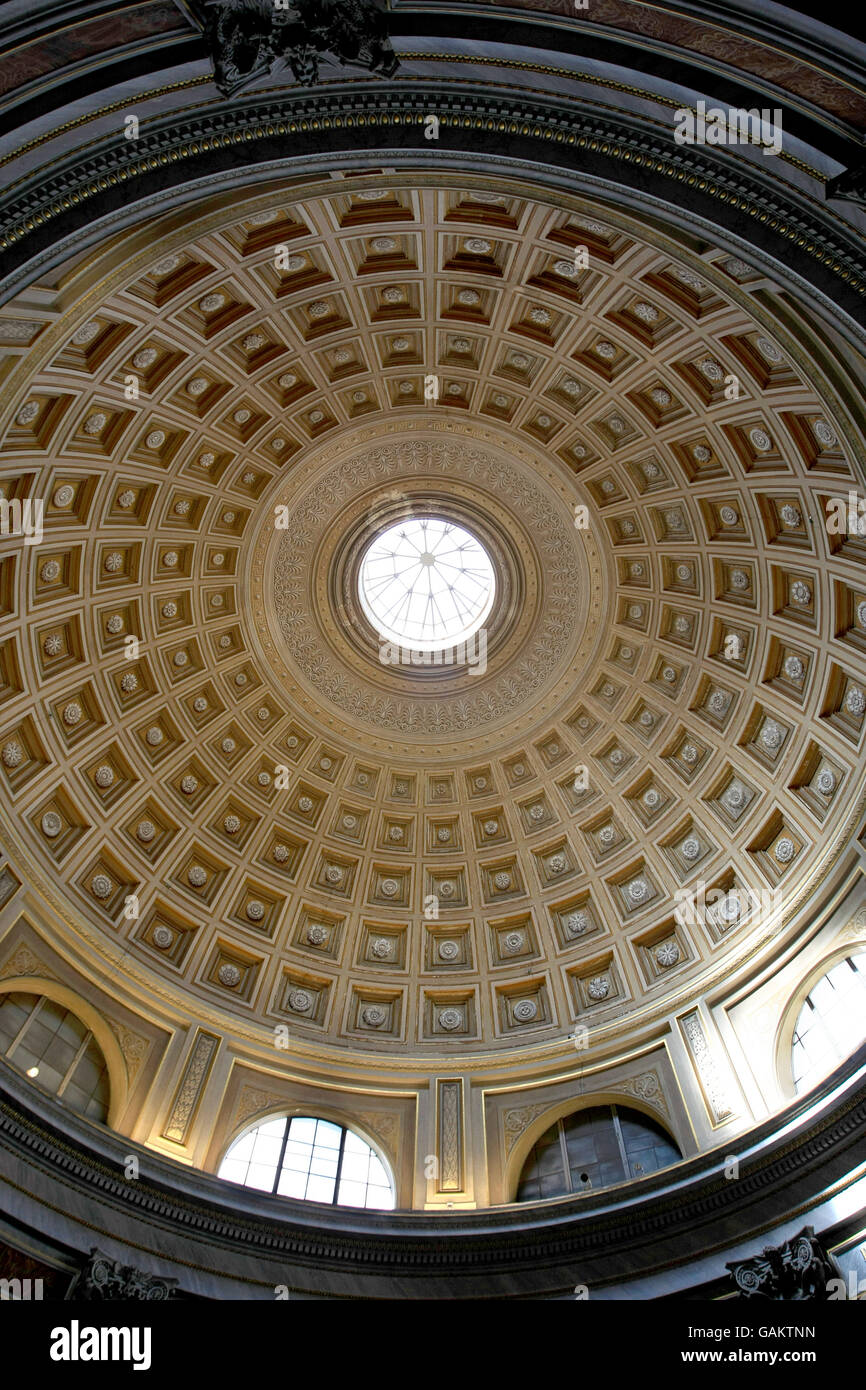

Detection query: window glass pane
(84, 1093), (107, 1122)
(226, 1132), (255, 1165)
(21, 1019), (58, 1059)
(62, 1082), (89, 1112)
(30, 1062), (64, 1092)
(305, 1175), (336, 1204)
(539, 1171), (567, 1198)
(220, 1115), (394, 1209)
(343, 1129), (369, 1154)
(219, 1159), (249, 1185)
(31, 998), (64, 1032)
(250, 1130), (284, 1166)
(276, 1169), (308, 1200)
(620, 1111), (679, 1177)
(517, 1178), (541, 1202)
(368, 1158), (389, 1186)
(245, 1162), (278, 1193)
(516, 1106), (680, 1203)
(289, 1116), (317, 1145)
(57, 1012), (85, 1047)
(809, 973), (837, 1012)
(597, 1161), (624, 1188)
(73, 1055), (102, 1092)
(337, 1179), (367, 1206)
(313, 1120), (342, 1149)
(310, 1155), (339, 1179)
(792, 954), (866, 1094)
(258, 1117), (289, 1140)
(42, 1035), (79, 1077)
(536, 1144), (564, 1174)
(359, 516), (496, 651)
(340, 1152), (370, 1183)
(93, 1071), (110, 1113)
(518, 1132), (567, 1199)
(0, 994), (32, 1051)
(364, 1188), (394, 1211)
(282, 1152), (313, 1177)
(1, 994), (109, 1122)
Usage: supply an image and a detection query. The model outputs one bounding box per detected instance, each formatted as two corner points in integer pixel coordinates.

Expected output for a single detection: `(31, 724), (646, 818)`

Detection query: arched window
(515, 1104), (681, 1202)
(218, 1115), (395, 1210)
(0, 991), (110, 1123)
(791, 954), (866, 1095)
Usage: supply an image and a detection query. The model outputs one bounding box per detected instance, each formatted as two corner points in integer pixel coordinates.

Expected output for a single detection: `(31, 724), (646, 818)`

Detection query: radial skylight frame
(358, 515), (496, 651)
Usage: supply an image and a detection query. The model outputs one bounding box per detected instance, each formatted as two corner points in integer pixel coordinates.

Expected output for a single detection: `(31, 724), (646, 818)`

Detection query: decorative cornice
(0, 1051), (863, 1287)
(1, 85), (863, 304)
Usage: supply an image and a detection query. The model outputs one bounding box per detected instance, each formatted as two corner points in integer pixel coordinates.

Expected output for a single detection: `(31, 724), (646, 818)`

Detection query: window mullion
(611, 1105), (631, 1180)
(333, 1125), (348, 1205)
(56, 1029), (92, 1099)
(272, 1115), (293, 1195)
(557, 1119), (574, 1194)
(5, 994), (49, 1064)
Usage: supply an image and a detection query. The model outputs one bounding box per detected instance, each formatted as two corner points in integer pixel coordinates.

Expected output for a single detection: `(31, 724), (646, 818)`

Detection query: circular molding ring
(260, 430), (596, 743)
(330, 490), (525, 679)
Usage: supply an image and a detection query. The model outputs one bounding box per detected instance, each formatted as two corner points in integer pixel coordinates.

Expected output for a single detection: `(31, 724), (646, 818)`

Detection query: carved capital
(72, 1248), (178, 1301)
(826, 166), (866, 209)
(726, 1227), (841, 1300)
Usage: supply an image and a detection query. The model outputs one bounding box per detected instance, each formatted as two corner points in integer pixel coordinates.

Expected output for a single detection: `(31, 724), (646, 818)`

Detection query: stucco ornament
(269, 438), (585, 735)
(196, 0), (399, 96)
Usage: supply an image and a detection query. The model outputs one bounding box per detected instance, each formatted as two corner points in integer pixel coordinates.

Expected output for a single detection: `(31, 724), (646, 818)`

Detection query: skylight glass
(358, 516), (495, 651)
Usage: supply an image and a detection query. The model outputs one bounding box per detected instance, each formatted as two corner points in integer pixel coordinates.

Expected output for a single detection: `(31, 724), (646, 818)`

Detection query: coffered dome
(1, 177), (864, 1060)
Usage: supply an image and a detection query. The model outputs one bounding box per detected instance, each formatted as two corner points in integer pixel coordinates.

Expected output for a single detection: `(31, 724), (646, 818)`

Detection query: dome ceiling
(1, 174), (865, 1057)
